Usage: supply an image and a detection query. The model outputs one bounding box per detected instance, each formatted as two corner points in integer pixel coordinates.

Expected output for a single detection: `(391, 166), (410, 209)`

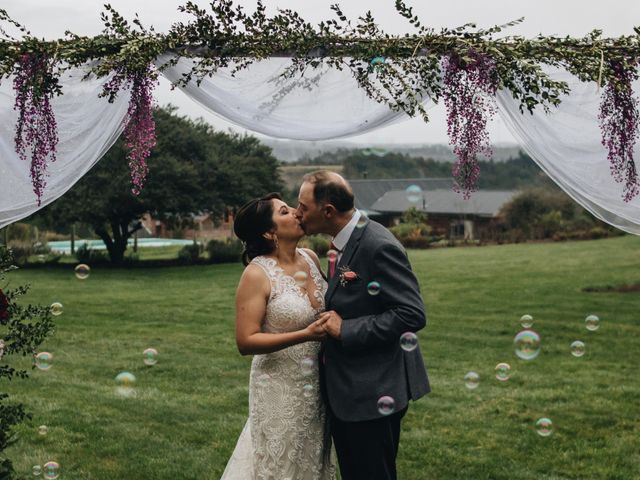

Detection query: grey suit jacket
(321, 218), (430, 422)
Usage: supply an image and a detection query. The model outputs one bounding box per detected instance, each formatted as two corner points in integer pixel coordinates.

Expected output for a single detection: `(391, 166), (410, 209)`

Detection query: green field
(4, 236), (640, 479)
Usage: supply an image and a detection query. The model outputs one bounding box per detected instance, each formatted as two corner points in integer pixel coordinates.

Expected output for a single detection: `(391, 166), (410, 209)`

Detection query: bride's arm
(235, 264), (327, 356)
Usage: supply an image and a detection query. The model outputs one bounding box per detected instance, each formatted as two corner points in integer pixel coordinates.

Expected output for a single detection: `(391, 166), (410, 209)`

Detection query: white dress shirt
(331, 210), (361, 263)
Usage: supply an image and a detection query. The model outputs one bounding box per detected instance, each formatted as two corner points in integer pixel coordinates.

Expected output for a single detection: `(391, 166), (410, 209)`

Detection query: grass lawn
(4, 235), (640, 479)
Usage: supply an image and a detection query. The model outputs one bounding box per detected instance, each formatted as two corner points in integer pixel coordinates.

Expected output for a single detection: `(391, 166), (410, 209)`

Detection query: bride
(221, 192), (336, 480)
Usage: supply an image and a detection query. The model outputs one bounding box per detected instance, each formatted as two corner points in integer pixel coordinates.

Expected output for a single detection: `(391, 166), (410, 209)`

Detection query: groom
(296, 170), (430, 480)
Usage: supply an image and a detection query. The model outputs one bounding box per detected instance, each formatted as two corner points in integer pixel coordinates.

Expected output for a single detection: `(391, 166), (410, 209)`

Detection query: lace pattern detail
(221, 249), (336, 480)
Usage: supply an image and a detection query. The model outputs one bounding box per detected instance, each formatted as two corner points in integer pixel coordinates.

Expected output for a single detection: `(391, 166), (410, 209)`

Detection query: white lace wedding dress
(221, 249), (336, 480)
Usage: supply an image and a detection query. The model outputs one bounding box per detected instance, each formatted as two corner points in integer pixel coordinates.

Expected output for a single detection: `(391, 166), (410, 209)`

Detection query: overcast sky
(3, 0), (639, 145)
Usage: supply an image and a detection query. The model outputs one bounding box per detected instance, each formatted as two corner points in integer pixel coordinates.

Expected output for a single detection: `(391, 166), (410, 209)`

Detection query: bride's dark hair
(234, 192), (283, 266)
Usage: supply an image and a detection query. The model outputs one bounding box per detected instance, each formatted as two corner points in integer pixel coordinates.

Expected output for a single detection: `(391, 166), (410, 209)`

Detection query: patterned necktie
(328, 242), (340, 279)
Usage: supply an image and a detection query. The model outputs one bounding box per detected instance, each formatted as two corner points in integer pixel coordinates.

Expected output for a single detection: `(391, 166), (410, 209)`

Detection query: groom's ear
(323, 204), (337, 218)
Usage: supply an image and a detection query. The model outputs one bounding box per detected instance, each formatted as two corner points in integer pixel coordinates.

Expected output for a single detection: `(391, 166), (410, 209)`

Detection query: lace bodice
(221, 249), (336, 480)
(252, 249), (325, 334)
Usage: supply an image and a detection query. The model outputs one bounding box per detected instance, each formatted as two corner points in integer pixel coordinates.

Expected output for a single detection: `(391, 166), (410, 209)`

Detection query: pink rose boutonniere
(338, 266), (359, 287)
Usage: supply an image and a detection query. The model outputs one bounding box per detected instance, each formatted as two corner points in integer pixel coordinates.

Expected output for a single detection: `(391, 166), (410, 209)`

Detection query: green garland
(0, 1), (639, 199)
(1, 1), (638, 113)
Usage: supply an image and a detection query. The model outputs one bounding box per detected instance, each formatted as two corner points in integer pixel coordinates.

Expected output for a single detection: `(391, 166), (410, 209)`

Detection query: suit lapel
(325, 219), (369, 305)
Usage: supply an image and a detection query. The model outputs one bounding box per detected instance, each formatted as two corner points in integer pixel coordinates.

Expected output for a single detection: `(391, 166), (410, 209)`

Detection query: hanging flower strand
(442, 51), (498, 199)
(103, 63), (158, 195)
(598, 60), (640, 202)
(13, 53), (61, 206)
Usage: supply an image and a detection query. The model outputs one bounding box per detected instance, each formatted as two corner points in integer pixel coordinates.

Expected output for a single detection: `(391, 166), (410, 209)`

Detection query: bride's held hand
(305, 316), (328, 340)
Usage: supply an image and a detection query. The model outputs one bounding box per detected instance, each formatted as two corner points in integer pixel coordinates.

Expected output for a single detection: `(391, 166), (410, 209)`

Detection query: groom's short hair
(302, 170), (354, 213)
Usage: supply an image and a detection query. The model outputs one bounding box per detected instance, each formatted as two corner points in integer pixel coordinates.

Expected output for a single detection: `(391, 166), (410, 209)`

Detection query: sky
(3, 0), (639, 145)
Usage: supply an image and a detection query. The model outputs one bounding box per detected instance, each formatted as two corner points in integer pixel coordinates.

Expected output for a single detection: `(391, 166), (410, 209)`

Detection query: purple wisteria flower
(442, 51), (498, 199)
(598, 60), (639, 202)
(13, 53), (59, 206)
(103, 63), (157, 195)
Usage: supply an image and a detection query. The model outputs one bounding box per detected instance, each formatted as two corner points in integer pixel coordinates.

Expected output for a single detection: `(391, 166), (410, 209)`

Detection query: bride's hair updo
(234, 192), (283, 265)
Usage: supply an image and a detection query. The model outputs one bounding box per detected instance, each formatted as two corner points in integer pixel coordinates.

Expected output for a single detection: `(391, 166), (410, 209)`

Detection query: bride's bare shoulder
(237, 262), (270, 295)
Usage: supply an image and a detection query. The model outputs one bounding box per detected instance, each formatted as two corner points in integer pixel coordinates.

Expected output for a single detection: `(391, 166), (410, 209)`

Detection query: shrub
(178, 244), (202, 264)
(389, 210), (432, 249)
(206, 239), (242, 264)
(6, 241), (32, 266)
(0, 247), (55, 477)
(75, 243), (108, 264)
(400, 236), (431, 249)
(299, 235), (331, 256)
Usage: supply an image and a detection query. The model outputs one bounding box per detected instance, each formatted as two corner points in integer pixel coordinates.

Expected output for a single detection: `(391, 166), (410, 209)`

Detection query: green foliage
(178, 243), (203, 264)
(205, 239), (242, 264)
(499, 187), (619, 240)
(299, 235), (331, 256)
(74, 244), (108, 265)
(400, 206), (428, 225)
(33, 106), (282, 264)
(390, 207), (433, 249)
(341, 149), (547, 189)
(0, 247), (55, 477)
(1, 2), (639, 120)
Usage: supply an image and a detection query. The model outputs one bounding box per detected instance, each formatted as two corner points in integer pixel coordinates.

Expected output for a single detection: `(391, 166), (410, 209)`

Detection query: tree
(34, 107), (283, 264)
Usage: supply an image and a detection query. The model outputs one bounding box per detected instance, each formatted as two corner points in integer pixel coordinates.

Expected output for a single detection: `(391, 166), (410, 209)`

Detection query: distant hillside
(261, 138), (522, 163)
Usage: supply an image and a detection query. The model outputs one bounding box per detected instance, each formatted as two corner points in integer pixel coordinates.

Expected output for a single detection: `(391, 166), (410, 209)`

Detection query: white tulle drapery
(156, 55), (427, 140)
(0, 58), (639, 234)
(496, 67), (640, 235)
(0, 67), (129, 229)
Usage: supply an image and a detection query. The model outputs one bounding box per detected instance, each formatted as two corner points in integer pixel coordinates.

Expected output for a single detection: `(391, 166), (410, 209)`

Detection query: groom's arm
(339, 241), (426, 352)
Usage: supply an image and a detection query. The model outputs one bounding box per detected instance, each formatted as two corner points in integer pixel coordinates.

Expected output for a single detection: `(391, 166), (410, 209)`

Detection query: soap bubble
(74, 263), (90, 280)
(327, 249), (338, 263)
(585, 314), (600, 331)
(464, 371), (480, 389)
(520, 314), (533, 328)
(32, 464), (42, 476)
(35, 352), (53, 371)
(535, 417), (553, 437)
(50, 302), (63, 316)
(38, 425), (48, 436)
(115, 371), (136, 397)
(143, 348), (158, 366)
(302, 384), (314, 398)
(293, 271), (308, 287)
(300, 357), (315, 376)
(367, 281), (381, 296)
(377, 396), (396, 415)
(494, 363), (511, 382)
(43, 461), (60, 479)
(405, 185), (422, 203)
(399, 332), (418, 352)
(514, 330), (541, 360)
(570, 340), (585, 357)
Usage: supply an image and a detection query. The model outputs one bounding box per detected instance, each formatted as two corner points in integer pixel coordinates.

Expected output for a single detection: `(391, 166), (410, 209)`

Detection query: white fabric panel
(156, 55), (430, 140)
(0, 67), (129, 229)
(496, 67), (640, 235)
(0, 58), (638, 235)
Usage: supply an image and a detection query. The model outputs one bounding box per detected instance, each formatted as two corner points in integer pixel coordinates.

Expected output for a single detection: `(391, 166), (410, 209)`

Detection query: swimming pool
(48, 238), (196, 254)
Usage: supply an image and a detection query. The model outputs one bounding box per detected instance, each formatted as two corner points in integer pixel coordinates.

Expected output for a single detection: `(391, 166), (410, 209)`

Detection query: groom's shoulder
(363, 219), (403, 249)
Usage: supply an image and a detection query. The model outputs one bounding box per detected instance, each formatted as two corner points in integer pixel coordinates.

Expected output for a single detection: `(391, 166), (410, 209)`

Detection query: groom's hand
(319, 310), (342, 339)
